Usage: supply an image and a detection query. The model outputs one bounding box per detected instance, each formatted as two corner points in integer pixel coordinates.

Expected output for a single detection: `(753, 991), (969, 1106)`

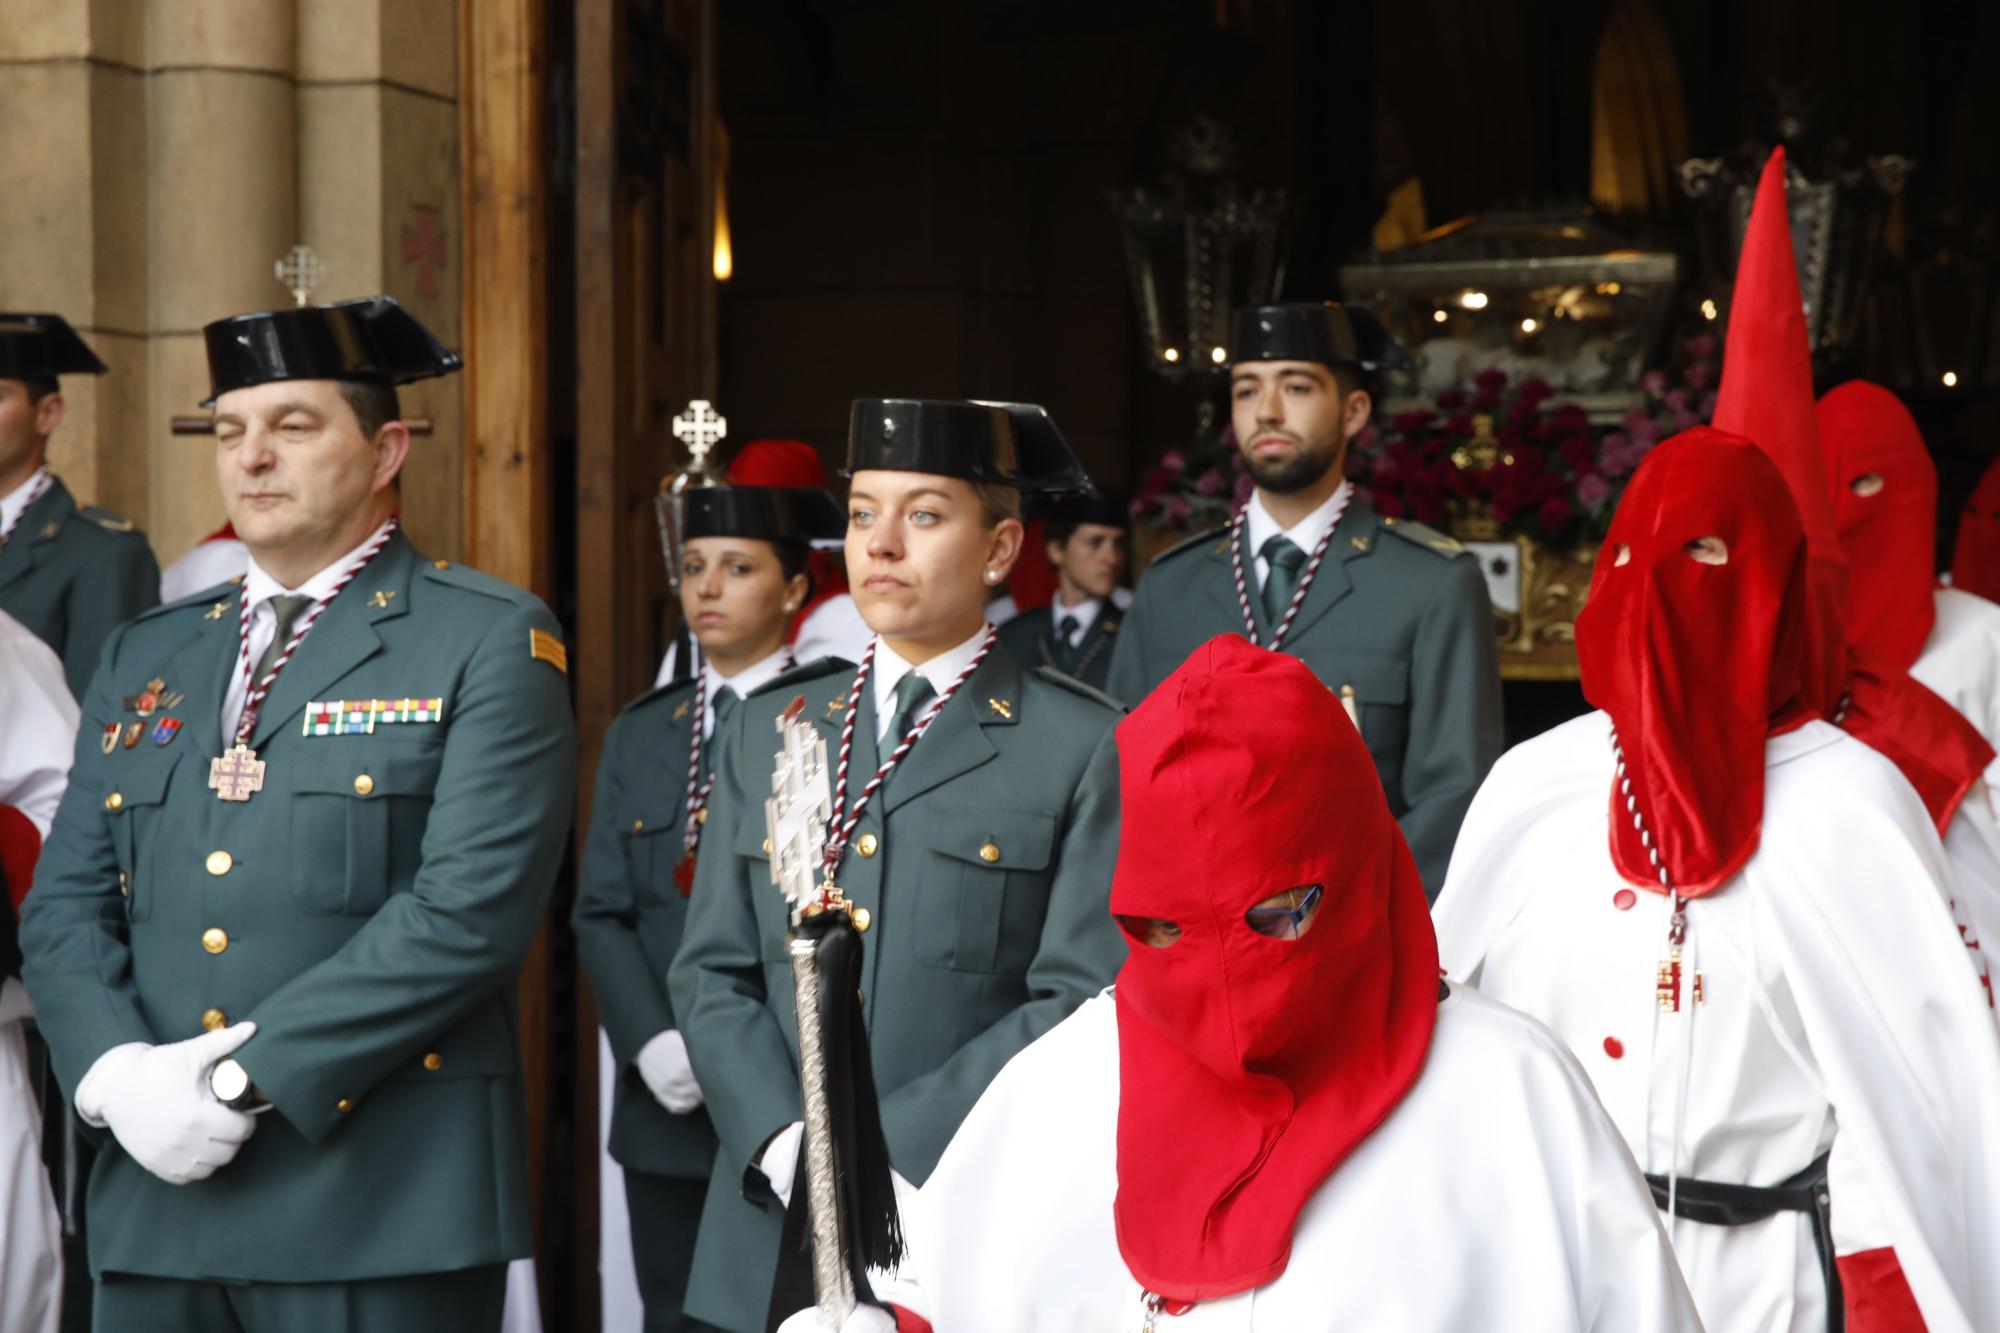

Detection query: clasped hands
(75, 1021), (260, 1186)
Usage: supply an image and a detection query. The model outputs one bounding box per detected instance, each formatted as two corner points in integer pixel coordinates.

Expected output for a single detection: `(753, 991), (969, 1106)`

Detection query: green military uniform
(573, 675), (729, 1333)
(669, 648), (1125, 1331)
(1105, 497), (1502, 899)
(996, 597), (1120, 691)
(0, 475), (160, 700)
(19, 530), (573, 1320)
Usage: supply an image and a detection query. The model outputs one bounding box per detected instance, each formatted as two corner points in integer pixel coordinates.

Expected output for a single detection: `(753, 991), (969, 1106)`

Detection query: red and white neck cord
(0, 469), (53, 550)
(821, 627), (997, 880)
(1227, 482), (1350, 651)
(231, 520), (399, 746)
(1608, 724), (1696, 1227)
(680, 650), (796, 857)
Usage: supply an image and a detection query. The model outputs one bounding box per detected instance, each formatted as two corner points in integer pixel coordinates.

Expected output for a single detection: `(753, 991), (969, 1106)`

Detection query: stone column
(145, 0), (299, 563)
(297, 0), (463, 560)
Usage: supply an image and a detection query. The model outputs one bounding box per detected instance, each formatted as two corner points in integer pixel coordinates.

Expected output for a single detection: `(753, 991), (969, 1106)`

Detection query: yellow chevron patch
(530, 628), (568, 674)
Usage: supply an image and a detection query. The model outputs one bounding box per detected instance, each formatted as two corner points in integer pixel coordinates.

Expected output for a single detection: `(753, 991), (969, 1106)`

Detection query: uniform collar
(1050, 591), (1102, 638)
(872, 623), (993, 721)
(0, 465), (51, 535)
(243, 518), (398, 613)
(702, 644), (793, 736)
(1244, 479), (1352, 563)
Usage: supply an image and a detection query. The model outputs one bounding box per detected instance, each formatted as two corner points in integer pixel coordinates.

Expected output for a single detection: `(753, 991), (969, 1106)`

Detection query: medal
(121, 721), (143, 749)
(100, 723), (120, 754)
(208, 743), (267, 802)
(151, 717), (182, 746)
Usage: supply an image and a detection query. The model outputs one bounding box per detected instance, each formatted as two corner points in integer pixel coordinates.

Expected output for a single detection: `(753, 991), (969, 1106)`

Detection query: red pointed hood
(1953, 455), (2000, 604)
(1711, 147), (1848, 718)
(1110, 636), (1438, 1303)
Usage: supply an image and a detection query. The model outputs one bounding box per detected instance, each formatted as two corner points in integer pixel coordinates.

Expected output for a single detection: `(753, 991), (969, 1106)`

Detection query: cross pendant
(208, 743), (267, 802)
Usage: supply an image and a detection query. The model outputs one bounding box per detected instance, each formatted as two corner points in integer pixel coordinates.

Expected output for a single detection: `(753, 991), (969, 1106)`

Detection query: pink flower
(1162, 495), (1192, 527)
(1684, 334), (1717, 361)
(1641, 369), (1669, 396)
(1576, 472), (1611, 507)
(1195, 467), (1226, 497)
(1682, 362), (1714, 390)
(1663, 388), (1690, 414)
(1629, 417), (1665, 447)
(1160, 448), (1188, 475)
(1669, 409), (1700, 433)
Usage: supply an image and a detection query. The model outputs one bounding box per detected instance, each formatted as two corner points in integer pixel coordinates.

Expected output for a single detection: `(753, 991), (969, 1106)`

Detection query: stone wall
(0, 0), (463, 567)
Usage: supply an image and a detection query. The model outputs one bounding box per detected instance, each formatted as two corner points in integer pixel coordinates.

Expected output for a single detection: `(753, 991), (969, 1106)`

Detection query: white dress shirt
(870, 625), (992, 742)
(220, 520), (396, 740)
(0, 466), (50, 540)
(700, 645), (793, 740)
(1243, 480), (1352, 590)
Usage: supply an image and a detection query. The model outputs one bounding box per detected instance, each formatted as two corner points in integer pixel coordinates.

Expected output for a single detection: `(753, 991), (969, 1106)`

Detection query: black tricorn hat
(200, 296), (462, 406)
(842, 398), (1090, 494)
(0, 314), (108, 379)
(1228, 302), (1411, 374)
(1041, 489), (1130, 533)
(681, 485), (846, 544)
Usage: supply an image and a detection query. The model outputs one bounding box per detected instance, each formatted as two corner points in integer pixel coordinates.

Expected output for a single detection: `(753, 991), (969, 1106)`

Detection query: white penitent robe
(866, 988), (1701, 1332)
(1, 609), (79, 1333)
(1434, 712), (2000, 1333)
(1913, 585), (2000, 1009)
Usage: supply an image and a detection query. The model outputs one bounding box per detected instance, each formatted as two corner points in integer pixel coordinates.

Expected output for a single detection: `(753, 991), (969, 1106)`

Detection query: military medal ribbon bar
(302, 698), (446, 736)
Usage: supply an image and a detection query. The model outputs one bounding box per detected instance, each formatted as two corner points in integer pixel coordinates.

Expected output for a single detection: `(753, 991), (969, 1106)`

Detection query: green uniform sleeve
(572, 718), (676, 1067)
(875, 725), (1126, 1181)
(1103, 578), (1157, 707)
(1396, 556), (1504, 902)
(238, 602), (576, 1144)
(61, 536), (159, 700)
(667, 707), (803, 1188)
(17, 624), (161, 1093)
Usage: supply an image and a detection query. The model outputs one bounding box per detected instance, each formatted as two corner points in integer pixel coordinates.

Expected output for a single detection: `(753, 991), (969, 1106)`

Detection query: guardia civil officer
(0, 315), (159, 699)
(19, 296), (575, 1333)
(995, 489), (1128, 691)
(1105, 303), (1503, 899)
(574, 441), (846, 1332)
(669, 400), (1127, 1332)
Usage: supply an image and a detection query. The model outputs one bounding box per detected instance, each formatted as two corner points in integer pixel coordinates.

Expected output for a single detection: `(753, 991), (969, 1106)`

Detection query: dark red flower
(1436, 388), (1467, 410)
(1538, 496), (1573, 533)
(1475, 367), (1509, 394)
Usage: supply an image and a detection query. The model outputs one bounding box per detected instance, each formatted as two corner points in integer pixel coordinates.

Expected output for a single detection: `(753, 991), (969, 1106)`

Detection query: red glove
(0, 806), (40, 912)
(1837, 1247), (1926, 1332)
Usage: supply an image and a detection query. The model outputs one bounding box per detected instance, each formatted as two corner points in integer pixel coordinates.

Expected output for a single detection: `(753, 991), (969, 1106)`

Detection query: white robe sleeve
(0, 611), (78, 836)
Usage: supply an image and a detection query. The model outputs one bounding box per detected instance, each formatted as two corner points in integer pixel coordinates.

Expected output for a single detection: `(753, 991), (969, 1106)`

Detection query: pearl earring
(985, 569), (999, 584)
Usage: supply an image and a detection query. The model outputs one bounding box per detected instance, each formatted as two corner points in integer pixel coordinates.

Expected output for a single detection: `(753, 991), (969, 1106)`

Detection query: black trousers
(93, 1264), (507, 1333)
(624, 1168), (724, 1333)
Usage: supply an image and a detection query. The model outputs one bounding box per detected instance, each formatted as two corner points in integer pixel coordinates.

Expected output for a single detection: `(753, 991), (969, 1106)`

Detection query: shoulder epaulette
(418, 556), (539, 606)
(77, 505), (139, 535)
(1029, 666), (1124, 713)
(748, 655), (854, 701)
(1377, 515), (1468, 558)
(1148, 523), (1233, 566)
(132, 581), (242, 622)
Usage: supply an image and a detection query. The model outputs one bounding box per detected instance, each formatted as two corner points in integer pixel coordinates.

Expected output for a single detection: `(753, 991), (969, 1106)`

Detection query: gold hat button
(336, 1098), (354, 1114)
(422, 1051), (443, 1072)
(851, 907), (872, 933)
(201, 928), (229, 955)
(205, 850), (233, 876)
(353, 773), (375, 796)
(201, 1008), (227, 1031)
(978, 843), (1001, 863)
(857, 833), (879, 857)
(104, 792), (123, 811)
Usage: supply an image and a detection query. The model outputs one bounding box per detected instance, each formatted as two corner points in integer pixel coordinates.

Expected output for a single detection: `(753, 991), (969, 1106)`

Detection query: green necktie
(1260, 535), (1307, 625)
(703, 686), (738, 778)
(253, 594), (313, 683)
(1056, 614), (1081, 669)
(885, 672), (937, 744)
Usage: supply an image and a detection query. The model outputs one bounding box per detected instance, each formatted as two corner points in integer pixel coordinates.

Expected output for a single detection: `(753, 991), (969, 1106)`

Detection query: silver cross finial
(765, 698), (834, 918)
(672, 399), (728, 470)
(274, 246), (324, 308)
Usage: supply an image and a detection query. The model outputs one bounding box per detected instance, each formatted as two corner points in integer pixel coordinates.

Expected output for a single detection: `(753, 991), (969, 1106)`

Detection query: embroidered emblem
(529, 627), (568, 674)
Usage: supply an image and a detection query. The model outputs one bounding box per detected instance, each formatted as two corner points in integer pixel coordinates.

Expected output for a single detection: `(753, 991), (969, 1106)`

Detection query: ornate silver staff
(765, 696), (858, 1326)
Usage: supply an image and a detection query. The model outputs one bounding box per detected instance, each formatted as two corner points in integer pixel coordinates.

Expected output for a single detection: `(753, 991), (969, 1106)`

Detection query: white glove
(635, 1029), (704, 1114)
(759, 1119), (806, 1207)
(74, 1023), (260, 1186)
(775, 1303), (897, 1333)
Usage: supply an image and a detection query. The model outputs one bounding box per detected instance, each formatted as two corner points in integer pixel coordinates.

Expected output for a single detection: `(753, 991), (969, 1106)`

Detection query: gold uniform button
(632, 818), (646, 833)
(433, 559), (451, 570)
(205, 850), (233, 876)
(762, 837), (772, 855)
(201, 928), (229, 955)
(353, 773), (375, 796)
(851, 907), (872, 933)
(978, 843), (1001, 863)
(857, 833), (879, 858)
(422, 1051), (444, 1072)
(104, 792), (123, 811)
(119, 872), (131, 899)
(201, 1008), (227, 1031)
(336, 1098), (354, 1114)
